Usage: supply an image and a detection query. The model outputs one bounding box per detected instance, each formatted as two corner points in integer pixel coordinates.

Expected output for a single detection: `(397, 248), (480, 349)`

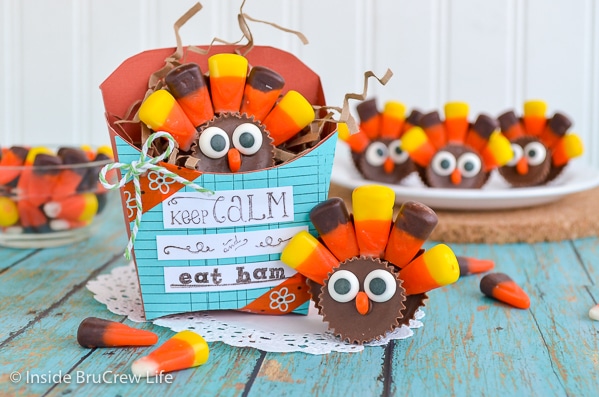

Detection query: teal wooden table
(1, 199), (598, 397)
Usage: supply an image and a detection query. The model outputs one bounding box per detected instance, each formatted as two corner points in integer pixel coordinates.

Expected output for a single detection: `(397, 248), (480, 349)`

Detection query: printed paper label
(156, 226), (307, 261)
(164, 261), (297, 292)
(162, 186), (294, 229)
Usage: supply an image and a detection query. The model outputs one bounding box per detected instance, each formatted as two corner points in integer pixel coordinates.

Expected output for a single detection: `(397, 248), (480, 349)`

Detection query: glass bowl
(0, 145), (117, 248)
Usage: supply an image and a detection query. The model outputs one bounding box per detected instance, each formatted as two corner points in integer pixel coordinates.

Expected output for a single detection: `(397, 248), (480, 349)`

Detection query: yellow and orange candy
(131, 330), (209, 377)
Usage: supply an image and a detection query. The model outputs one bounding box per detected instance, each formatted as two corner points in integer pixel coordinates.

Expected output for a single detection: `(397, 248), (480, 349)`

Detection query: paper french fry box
(100, 45), (337, 320)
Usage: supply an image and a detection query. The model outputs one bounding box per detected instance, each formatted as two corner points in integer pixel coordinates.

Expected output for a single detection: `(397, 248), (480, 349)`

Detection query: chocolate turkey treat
(191, 113), (274, 173)
(401, 102), (514, 189)
(497, 100), (584, 187)
(281, 185), (461, 344)
(344, 98), (420, 185)
(137, 53), (317, 174)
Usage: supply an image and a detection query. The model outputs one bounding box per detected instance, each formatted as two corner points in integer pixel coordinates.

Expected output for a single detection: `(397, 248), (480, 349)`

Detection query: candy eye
(457, 152), (482, 178)
(524, 141), (547, 166)
(431, 151), (456, 176)
(506, 144), (523, 166)
(328, 270), (360, 303)
(388, 139), (409, 164)
(199, 127), (230, 159)
(365, 142), (388, 167)
(232, 123), (263, 155)
(364, 269), (397, 303)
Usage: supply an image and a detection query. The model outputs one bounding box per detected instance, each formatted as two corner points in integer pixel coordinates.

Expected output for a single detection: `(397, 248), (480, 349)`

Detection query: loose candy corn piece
(465, 114), (498, 154)
(589, 304), (599, 321)
(0, 197), (19, 227)
(281, 230), (340, 285)
(497, 111), (525, 141)
(523, 100), (547, 136)
(77, 317), (158, 348)
(542, 112), (572, 149)
(165, 63), (214, 128)
(444, 102), (469, 143)
(21, 152), (62, 207)
(240, 66), (285, 121)
(385, 201), (438, 269)
(400, 243), (459, 295)
(380, 101), (406, 139)
(400, 127), (436, 166)
(552, 134), (583, 166)
(131, 330), (209, 377)
(352, 185), (395, 257)
(43, 193), (98, 222)
(0, 146), (29, 185)
(262, 90), (315, 146)
(208, 53), (248, 113)
(309, 198), (359, 262)
(356, 98), (381, 140)
(52, 147), (90, 200)
(482, 131), (514, 170)
(420, 111), (446, 149)
(138, 89), (197, 151)
(457, 256), (495, 276)
(480, 272), (530, 309)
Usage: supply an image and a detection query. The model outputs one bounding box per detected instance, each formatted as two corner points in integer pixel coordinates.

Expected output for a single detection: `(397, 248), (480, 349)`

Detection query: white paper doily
(86, 262), (424, 354)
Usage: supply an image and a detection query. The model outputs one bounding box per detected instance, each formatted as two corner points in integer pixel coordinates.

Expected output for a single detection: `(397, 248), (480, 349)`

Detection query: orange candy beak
(383, 157), (395, 174)
(355, 291), (370, 315)
(516, 157), (528, 175)
(227, 148), (242, 173)
(450, 168), (462, 185)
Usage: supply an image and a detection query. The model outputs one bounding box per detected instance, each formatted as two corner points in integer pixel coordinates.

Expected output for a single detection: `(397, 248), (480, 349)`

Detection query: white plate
(331, 142), (599, 211)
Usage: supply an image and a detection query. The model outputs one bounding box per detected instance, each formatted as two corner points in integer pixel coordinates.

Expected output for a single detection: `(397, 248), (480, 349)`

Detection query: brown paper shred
(274, 148), (297, 163)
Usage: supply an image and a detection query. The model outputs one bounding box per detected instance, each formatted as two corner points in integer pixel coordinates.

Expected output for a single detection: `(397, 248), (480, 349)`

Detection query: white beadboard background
(1, 0), (598, 168)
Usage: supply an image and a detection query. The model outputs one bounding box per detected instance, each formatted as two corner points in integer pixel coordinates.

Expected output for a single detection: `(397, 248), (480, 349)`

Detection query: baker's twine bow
(99, 132), (212, 260)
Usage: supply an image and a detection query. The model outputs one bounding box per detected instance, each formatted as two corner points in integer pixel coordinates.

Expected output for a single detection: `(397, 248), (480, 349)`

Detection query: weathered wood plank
(0, 262), (262, 397)
(246, 348), (388, 397)
(0, 204), (128, 342)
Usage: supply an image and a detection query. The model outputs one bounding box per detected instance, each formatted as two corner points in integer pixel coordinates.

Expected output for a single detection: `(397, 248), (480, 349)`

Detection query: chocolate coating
(547, 112), (572, 137)
(77, 317), (111, 348)
(247, 66), (285, 92)
(498, 136), (551, 187)
(420, 111), (442, 129)
(320, 257), (406, 344)
(393, 201), (438, 240)
(356, 98), (379, 122)
(497, 111), (519, 131)
(471, 114), (498, 139)
(480, 272), (512, 297)
(310, 197), (350, 235)
(405, 109), (424, 127)
(192, 113), (275, 173)
(165, 63), (207, 98)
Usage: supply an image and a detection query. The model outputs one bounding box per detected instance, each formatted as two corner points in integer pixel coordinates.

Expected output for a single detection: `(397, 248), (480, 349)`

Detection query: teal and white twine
(99, 131), (212, 260)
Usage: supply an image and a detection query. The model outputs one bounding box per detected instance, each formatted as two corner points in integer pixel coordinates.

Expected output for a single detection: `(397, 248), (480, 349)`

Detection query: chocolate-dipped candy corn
(480, 272), (530, 309)
(131, 330), (209, 377)
(240, 66), (285, 121)
(77, 317), (158, 348)
(309, 197), (359, 262)
(457, 256), (495, 276)
(385, 201), (438, 269)
(165, 62), (214, 128)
